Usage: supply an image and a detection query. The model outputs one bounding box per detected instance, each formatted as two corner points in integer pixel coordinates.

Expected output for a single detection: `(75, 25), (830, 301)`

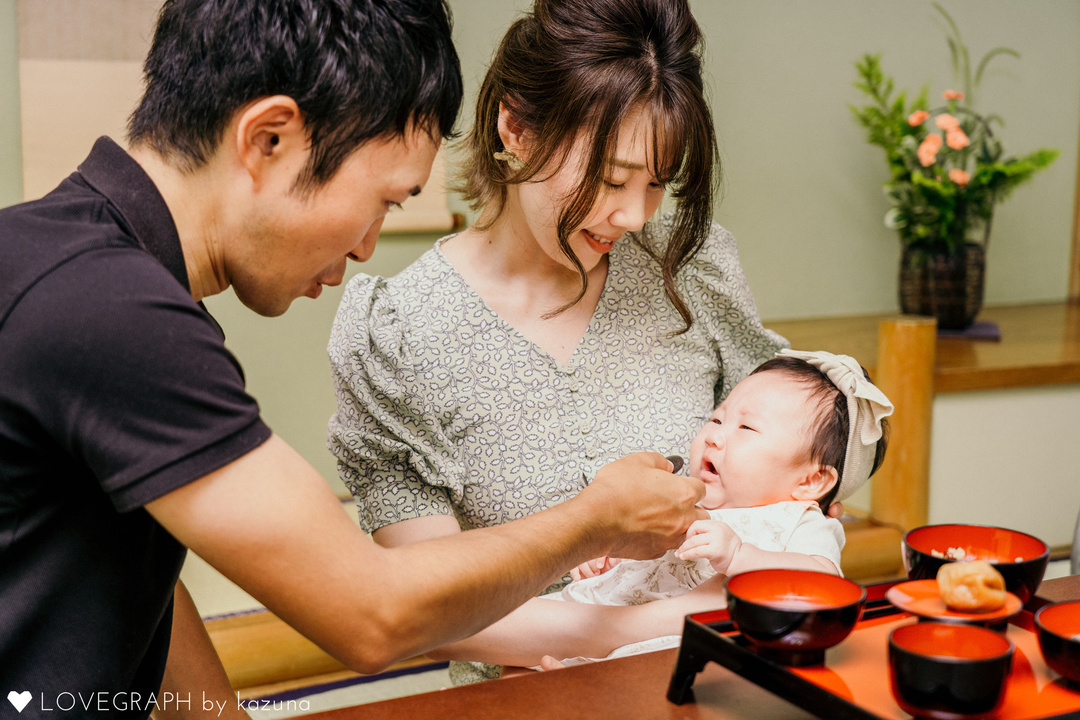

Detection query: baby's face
(689, 371), (821, 510)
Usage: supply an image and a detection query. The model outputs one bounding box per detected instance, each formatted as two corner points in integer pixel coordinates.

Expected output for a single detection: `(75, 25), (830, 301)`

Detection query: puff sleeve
(678, 221), (789, 406)
(327, 275), (465, 533)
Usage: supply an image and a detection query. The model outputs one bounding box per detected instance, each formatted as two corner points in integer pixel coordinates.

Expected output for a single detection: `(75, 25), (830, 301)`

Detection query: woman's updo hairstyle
(457, 0), (719, 332)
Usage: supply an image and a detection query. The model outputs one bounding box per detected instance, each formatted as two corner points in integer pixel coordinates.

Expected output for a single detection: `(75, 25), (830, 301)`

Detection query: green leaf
(974, 47), (1020, 88)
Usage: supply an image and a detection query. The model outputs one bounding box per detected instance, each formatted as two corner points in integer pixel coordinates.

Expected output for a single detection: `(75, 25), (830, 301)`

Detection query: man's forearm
(263, 452), (704, 670)
(355, 490), (637, 662)
(150, 442), (704, 675)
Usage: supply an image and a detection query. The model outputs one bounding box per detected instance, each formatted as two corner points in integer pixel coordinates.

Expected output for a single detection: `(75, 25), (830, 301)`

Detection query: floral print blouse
(327, 215), (787, 535)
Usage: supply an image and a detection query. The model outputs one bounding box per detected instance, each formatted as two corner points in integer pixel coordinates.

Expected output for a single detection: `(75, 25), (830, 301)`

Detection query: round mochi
(937, 560), (1007, 613)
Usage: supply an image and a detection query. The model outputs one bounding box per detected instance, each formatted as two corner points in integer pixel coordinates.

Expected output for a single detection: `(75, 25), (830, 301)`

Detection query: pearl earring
(493, 150), (525, 171)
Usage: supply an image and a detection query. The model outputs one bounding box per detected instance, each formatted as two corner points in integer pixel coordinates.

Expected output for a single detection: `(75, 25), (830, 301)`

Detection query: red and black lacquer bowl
(902, 524), (1049, 605)
(1036, 600), (1080, 685)
(724, 569), (866, 667)
(889, 622), (1013, 720)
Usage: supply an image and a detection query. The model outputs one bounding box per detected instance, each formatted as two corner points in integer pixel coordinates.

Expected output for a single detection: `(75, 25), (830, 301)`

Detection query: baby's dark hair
(750, 355), (890, 509)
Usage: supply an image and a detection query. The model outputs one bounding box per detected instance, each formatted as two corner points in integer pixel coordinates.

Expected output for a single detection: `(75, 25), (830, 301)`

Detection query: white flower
(884, 208), (906, 229)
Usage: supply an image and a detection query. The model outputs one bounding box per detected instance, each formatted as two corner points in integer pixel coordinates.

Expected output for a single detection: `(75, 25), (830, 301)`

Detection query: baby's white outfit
(541, 500), (844, 666)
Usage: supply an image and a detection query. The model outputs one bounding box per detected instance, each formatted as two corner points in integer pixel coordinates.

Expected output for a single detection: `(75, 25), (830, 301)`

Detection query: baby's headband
(776, 349), (895, 502)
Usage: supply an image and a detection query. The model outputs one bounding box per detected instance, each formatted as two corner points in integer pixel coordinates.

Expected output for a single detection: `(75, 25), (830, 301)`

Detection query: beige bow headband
(777, 349), (895, 501)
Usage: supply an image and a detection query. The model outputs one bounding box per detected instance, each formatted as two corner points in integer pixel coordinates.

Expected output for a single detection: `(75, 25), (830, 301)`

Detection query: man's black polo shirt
(0, 137), (271, 714)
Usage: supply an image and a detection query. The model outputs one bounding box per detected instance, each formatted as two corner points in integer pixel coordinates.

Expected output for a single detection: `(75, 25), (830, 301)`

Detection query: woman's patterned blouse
(327, 215), (788, 534)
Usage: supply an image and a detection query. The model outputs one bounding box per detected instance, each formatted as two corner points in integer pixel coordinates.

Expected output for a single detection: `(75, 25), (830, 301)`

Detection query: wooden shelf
(766, 301), (1080, 394)
(838, 516), (905, 582)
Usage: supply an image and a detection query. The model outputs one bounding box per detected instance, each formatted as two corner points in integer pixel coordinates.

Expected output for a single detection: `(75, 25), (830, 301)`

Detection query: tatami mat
(242, 663), (452, 718)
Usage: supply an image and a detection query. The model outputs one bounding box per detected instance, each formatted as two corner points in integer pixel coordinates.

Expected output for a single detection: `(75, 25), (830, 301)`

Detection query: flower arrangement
(851, 4), (1058, 261)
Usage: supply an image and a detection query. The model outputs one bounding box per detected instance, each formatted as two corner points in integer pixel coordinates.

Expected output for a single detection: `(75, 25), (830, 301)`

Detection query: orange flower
(949, 168), (970, 186)
(946, 128), (970, 150)
(935, 113), (961, 131)
(918, 134), (943, 167)
(944, 89), (965, 101)
(908, 110), (930, 126)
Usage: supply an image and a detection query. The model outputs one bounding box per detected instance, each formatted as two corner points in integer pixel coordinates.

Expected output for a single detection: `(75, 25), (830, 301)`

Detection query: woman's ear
(792, 466), (839, 502)
(497, 102), (529, 157)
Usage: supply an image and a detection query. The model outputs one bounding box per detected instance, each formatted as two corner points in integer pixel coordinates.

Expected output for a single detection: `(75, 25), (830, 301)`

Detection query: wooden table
(307, 575), (1080, 720)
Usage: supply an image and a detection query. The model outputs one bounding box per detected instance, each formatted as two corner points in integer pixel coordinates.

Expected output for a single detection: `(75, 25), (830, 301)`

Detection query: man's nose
(348, 217), (385, 262)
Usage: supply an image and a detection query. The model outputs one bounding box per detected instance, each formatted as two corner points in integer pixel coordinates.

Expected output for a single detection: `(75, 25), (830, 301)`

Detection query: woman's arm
(428, 576), (731, 667)
(372, 514), (462, 547)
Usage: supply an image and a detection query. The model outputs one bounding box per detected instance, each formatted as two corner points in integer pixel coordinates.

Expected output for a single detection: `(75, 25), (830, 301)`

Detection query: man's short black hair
(128, 0), (462, 191)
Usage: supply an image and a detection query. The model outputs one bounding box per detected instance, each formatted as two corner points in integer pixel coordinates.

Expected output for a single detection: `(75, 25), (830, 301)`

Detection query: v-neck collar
(433, 234), (619, 371)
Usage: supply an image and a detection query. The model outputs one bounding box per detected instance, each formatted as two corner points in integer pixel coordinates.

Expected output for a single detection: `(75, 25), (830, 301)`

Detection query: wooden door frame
(1071, 118), (1080, 302)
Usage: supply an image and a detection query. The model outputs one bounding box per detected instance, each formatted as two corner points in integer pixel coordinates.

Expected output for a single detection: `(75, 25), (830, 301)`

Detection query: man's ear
(232, 95), (307, 187)
(792, 465), (839, 502)
(497, 101), (530, 158)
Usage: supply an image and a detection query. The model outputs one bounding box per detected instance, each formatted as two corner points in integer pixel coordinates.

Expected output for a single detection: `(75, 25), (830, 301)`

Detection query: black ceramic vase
(899, 241), (986, 330)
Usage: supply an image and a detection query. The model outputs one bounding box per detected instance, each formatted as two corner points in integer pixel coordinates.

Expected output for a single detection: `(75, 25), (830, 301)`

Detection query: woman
(327, 0), (787, 680)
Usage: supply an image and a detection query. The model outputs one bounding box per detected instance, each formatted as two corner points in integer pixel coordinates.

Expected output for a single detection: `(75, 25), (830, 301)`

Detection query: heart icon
(7, 691), (31, 713)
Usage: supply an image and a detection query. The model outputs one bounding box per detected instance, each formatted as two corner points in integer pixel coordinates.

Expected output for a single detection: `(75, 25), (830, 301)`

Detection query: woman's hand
(539, 655), (567, 671)
(569, 556), (625, 581)
(827, 501), (845, 519)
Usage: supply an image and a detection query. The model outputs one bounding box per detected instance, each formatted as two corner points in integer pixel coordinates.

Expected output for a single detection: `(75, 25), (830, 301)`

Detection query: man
(0, 0), (704, 714)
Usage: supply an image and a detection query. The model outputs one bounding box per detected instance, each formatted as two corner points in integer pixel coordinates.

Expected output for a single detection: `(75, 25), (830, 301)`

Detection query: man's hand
(675, 519), (742, 574)
(576, 453), (707, 561)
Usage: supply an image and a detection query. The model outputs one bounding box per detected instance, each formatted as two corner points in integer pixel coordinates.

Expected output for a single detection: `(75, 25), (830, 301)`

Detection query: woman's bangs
(648, 95), (692, 188)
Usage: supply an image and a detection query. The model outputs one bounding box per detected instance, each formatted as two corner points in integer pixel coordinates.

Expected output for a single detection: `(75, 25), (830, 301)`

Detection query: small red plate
(887, 579), (1022, 623)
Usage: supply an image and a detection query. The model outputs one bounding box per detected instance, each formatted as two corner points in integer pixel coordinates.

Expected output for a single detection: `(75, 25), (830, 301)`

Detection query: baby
(540, 349), (893, 663)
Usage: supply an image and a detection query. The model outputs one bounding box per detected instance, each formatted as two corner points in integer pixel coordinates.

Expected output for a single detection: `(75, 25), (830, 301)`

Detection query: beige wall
(0, 0), (21, 206)
(443, 0), (1080, 319)
(929, 386), (1080, 545)
(693, 1), (1079, 319)
(4, 2), (1080, 554)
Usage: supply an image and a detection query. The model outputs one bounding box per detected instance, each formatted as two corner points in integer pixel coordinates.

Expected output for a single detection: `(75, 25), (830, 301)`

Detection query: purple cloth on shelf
(937, 321), (1001, 341)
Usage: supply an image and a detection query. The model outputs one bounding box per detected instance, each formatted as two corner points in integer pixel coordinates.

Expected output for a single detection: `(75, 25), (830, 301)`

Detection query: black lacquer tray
(667, 581), (1080, 720)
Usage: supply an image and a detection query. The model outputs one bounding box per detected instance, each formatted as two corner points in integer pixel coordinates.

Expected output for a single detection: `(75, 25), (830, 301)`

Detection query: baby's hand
(570, 556), (625, 581)
(676, 519), (742, 575)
